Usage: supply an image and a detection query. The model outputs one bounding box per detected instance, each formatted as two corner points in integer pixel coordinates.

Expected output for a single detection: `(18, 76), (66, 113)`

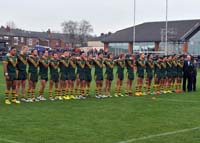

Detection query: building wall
(188, 30), (200, 55)
(105, 41), (191, 55)
(88, 41), (104, 47)
(60, 40), (66, 48)
(0, 34), (67, 48)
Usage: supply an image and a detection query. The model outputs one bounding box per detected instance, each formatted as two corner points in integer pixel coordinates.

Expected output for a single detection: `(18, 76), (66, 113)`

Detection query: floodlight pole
(165, 0), (168, 55)
(133, 0), (136, 53)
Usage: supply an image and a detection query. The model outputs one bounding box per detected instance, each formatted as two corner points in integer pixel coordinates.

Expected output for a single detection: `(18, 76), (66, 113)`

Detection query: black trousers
(183, 74), (193, 92)
(192, 76), (197, 91)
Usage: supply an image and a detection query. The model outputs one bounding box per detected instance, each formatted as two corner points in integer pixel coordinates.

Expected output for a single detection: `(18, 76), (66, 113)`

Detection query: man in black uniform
(192, 57), (198, 92)
(183, 55), (194, 92)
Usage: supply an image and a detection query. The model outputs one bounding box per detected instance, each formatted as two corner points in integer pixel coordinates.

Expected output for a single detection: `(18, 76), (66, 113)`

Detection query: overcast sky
(0, 0), (200, 35)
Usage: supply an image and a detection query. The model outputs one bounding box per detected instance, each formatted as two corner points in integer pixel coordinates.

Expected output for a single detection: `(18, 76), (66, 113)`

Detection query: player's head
(168, 55), (172, 60)
(87, 52), (92, 59)
(21, 46), (28, 54)
(147, 54), (153, 60)
(43, 50), (49, 57)
(10, 46), (17, 56)
(119, 53), (125, 60)
(107, 53), (113, 59)
(52, 52), (58, 59)
(178, 55), (183, 60)
(31, 49), (38, 56)
(172, 54), (177, 59)
(98, 52), (103, 59)
(163, 56), (167, 61)
(159, 57), (163, 62)
(80, 51), (85, 58)
(63, 50), (69, 57)
(139, 52), (145, 59)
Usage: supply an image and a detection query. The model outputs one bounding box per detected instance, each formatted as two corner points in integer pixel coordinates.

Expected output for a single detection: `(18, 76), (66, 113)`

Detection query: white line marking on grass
(117, 126), (200, 143)
(157, 98), (200, 103)
(0, 138), (22, 143)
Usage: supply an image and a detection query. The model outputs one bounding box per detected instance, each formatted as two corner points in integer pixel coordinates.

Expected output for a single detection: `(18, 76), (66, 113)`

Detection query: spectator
(192, 58), (198, 91)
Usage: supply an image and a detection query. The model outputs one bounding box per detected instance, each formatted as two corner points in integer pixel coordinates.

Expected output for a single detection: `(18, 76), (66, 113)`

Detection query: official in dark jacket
(183, 55), (194, 92)
(192, 58), (198, 91)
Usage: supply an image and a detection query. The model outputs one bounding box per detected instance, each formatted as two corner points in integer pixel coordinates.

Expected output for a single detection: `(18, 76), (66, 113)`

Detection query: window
(56, 41), (59, 46)
(21, 37), (24, 43)
(4, 36), (9, 40)
(27, 38), (32, 46)
(188, 30), (200, 55)
(109, 43), (128, 56)
(13, 37), (19, 45)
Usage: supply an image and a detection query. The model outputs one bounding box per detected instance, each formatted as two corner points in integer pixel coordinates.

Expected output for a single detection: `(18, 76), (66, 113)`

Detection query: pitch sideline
(116, 126), (200, 143)
(0, 138), (22, 143)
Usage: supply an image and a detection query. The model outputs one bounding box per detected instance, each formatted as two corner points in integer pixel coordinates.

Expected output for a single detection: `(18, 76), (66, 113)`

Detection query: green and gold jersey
(116, 60), (125, 74)
(154, 61), (161, 74)
(3, 55), (17, 74)
(59, 56), (69, 73)
(39, 57), (49, 75)
(93, 58), (104, 75)
(126, 59), (134, 73)
(49, 58), (59, 75)
(76, 59), (85, 74)
(104, 59), (114, 74)
(177, 60), (184, 73)
(136, 58), (145, 74)
(166, 61), (172, 75)
(28, 56), (39, 73)
(68, 58), (76, 74)
(146, 60), (154, 73)
(17, 54), (28, 71)
(85, 59), (93, 73)
(172, 60), (178, 72)
(160, 62), (167, 77)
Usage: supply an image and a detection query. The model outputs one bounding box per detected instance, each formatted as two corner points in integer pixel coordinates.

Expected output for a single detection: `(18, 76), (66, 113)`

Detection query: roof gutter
(180, 22), (200, 41)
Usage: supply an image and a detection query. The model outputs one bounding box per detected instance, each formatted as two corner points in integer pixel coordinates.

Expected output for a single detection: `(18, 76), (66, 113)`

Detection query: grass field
(0, 63), (200, 143)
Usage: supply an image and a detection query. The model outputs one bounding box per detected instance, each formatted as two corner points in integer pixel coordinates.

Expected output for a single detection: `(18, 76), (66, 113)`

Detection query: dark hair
(10, 46), (16, 51)
(80, 51), (85, 55)
(52, 51), (57, 56)
(107, 53), (113, 59)
(43, 50), (48, 54)
(147, 54), (152, 59)
(119, 53), (125, 59)
(31, 49), (36, 54)
(70, 52), (75, 57)
(98, 52), (103, 56)
(179, 55), (183, 59)
(87, 52), (92, 57)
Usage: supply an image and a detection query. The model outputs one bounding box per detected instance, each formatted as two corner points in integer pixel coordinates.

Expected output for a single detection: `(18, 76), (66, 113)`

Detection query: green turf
(0, 63), (200, 143)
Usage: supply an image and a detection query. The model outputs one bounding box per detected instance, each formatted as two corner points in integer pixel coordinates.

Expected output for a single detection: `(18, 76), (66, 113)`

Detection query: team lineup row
(3, 46), (186, 104)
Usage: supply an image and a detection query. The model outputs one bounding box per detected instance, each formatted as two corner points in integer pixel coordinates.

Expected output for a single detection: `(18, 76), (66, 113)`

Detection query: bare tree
(78, 20), (93, 46)
(61, 20), (93, 47)
(6, 21), (17, 29)
(61, 20), (78, 48)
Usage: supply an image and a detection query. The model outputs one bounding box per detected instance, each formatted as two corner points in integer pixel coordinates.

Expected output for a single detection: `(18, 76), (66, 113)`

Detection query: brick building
(0, 26), (69, 49)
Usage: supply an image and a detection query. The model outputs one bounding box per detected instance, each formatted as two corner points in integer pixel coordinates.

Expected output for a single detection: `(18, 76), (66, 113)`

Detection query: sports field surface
(0, 62), (200, 143)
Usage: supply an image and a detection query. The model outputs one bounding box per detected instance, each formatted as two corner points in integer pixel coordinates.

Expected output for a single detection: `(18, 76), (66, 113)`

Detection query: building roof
(0, 27), (66, 41)
(88, 33), (112, 42)
(102, 19), (200, 43)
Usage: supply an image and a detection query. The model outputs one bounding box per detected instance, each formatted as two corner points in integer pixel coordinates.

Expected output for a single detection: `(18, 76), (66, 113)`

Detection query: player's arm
(77, 60), (85, 69)
(69, 59), (76, 68)
(40, 58), (49, 68)
(3, 57), (9, 80)
(85, 60), (92, 69)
